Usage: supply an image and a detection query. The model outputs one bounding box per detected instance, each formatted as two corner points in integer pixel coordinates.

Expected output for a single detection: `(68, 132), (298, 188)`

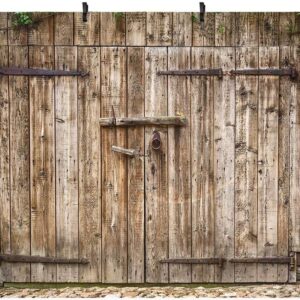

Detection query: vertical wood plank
(101, 47), (127, 283)
(215, 13), (236, 46)
(259, 13), (279, 46)
(0, 46), (11, 284)
(7, 13), (28, 45)
(234, 47), (258, 283)
(279, 13), (300, 46)
(191, 47), (215, 283)
(277, 46), (291, 283)
(100, 13), (125, 46)
(28, 13), (54, 45)
(257, 46), (279, 282)
(126, 13), (146, 46)
(172, 13), (192, 46)
(146, 13), (172, 46)
(168, 47), (191, 283)
(55, 46), (78, 282)
(235, 13), (259, 46)
(192, 12), (215, 46)
(74, 13), (100, 45)
(289, 46), (300, 281)
(29, 46), (56, 282)
(127, 47), (145, 283)
(0, 13), (8, 45)
(78, 47), (101, 282)
(213, 47), (235, 283)
(54, 13), (74, 45)
(9, 45), (30, 282)
(145, 47), (168, 283)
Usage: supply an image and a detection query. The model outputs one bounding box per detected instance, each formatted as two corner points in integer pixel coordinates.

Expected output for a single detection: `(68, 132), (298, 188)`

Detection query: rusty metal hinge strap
(0, 67), (89, 77)
(0, 254), (89, 264)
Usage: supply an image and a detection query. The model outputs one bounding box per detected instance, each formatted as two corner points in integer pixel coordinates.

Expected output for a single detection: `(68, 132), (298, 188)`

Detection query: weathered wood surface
(0, 12), (299, 284)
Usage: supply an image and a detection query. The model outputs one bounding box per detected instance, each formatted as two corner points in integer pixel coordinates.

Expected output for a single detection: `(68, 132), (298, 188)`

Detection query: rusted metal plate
(0, 67), (88, 77)
(0, 254), (89, 264)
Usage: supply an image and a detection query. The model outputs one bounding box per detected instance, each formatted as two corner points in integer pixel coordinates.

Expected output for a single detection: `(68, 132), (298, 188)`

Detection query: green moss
(12, 13), (33, 27)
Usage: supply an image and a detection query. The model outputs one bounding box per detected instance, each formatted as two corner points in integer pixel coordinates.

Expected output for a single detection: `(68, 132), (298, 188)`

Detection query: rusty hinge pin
(0, 67), (89, 77)
(157, 68), (223, 79)
(0, 254), (89, 264)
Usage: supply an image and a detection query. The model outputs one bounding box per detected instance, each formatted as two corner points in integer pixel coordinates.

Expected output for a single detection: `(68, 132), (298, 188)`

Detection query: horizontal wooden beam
(0, 254), (89, 264)
(160, 258), (224, 265)
(99, 116), (187, 127)
(112, 146), (139, 157)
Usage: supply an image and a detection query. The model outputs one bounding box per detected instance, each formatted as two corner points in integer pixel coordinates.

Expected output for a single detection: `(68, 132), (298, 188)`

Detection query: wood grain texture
(257, 46), (279, 282)
(9, 46), (30, 282)
(234, 47), (258, 283)
(127, 47), (145, 283)
(54, 13), (74, 45)
(28, 13), (54, 45)
(126, 13), (146, 46)
(55, 46), (79, 282)
(235, 13), (259, 46)
(168, 47), (191, 283)
(290, 46), (300, 254)
(259, 13), (279, 46)
(74, 13), (100, 45)
(101, 47), (127, 283)
(145, 47), (168, 283)
(78, 47), (101, 282)
(172, 13), (192, 46)
(192, 12), (215, 46)
(213, 47), (235, 283)
(29, 46), (56, 282)
(215, 13), (236, 46)
(146, 13), (172, 46)
(191, 47), (215, 283)
(0, 46), (11, 283)
(100, 13), (125, 46)
(7, 13), (28, 45)
(279, 13), (300, 46)
(0, 13), (8, 45)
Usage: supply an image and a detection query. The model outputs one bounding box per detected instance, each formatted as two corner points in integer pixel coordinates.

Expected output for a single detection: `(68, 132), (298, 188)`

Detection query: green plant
(217, 24), (225, 34)
(12, 12), (33, 27)
(113, 12), (124, 22)
(191, 13), (199, 23)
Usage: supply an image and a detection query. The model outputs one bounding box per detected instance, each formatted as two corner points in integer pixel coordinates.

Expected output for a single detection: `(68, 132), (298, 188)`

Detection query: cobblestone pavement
(1, 284), (300, 298)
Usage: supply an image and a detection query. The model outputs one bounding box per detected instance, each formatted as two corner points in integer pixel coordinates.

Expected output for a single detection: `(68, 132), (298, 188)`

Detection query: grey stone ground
(0, 284), (300, 298)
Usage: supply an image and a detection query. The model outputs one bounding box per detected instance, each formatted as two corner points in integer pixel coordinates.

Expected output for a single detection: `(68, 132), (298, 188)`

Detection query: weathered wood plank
(213, 47), (235, 283)
(234, 47), (258, 283)
(257, 46), (279, 282)
(259, 13), (279, 46)
(289, 45), (300, 281)
(235, 13), (259, 46)
(0, 46), (11, 284)
(191, 47), (215, 283)
(127, 47), (145, 283)
(55, 46), (78, 282)
(7, 13), (28, 45)
(172, 13), (192, 46)
(100, 13), (125, 46)
(192, 12), (215, 46)
(0, 13), (8, 45)
(168, 47), (191, 283)
(277, 46), (291, 283)
(146, 13), (172, 46)
(28, 13), (54, 45)
(29, 46), (56, 282)
(54, 13), (74, 45)
(126, 13), (146, 46)
(215, 13), (236, 46)
(101, 47), (127, 283)
(74, 13), (100, 45)
(78, 47), (101, 282)
(9, 46), (30, 282)
(145, 47), (168, 283)
(279, 13), (300, 46)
